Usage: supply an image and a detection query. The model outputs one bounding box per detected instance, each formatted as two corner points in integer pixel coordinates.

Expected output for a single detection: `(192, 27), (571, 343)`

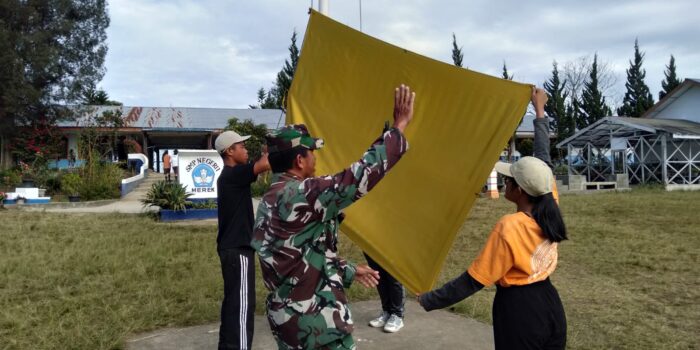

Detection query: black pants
(218, 248), (255, 350)
(493, 278), (566, 350)
(364, 253), (405, 317)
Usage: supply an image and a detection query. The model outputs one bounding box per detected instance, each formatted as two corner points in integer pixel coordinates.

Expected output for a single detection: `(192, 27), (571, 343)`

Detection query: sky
(101, 0), (700, 110)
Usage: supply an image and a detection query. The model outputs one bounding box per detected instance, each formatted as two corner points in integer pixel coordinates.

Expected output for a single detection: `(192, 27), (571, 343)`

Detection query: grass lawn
(1, 188), (698, 349)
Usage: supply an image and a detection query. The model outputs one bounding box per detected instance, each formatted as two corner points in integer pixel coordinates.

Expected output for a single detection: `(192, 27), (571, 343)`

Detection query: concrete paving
(125, 300), (493, 350)
(32, 200), (156, 214)
(23, 180), (494, 349)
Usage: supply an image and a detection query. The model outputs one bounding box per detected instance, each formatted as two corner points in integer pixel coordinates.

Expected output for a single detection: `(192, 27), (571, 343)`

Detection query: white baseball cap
(214, 131), (251, 153)
(495, 156), (553, 197)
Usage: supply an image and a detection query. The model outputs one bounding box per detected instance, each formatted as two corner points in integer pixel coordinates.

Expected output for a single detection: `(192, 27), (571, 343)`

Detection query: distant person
(68, 149), (76, 168)
(418, 88), (567, 350)
(162, 151), (171, 182)
(117, 136), (128, 161)
(172, 150), (180, 183)
(251, 84), (415, 349)
(215, 130), (270, 350)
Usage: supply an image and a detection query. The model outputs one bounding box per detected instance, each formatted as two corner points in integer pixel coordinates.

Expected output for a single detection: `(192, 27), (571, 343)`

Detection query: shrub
(1, 169), (22, 189)
(79, 162), (122, 200)
(141, 181), (193, 211)
(553, 163), (569, 176)
(61, 173), (82, 196)
(191, 200), (217, 209)
(43, 171), (63, 195)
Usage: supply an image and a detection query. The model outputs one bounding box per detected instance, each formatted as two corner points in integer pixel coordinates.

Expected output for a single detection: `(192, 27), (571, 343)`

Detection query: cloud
(101, 0), (700, 109)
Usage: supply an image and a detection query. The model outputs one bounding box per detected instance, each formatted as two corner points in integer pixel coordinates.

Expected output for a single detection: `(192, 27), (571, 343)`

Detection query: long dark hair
(527, 192), (568, 242)
(507, 176), (568, 242)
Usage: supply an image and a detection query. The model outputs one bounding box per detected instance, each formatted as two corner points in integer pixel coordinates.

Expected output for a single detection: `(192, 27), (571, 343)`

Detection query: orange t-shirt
(468, 212), (559, 287)
(163, 154), (171, 168)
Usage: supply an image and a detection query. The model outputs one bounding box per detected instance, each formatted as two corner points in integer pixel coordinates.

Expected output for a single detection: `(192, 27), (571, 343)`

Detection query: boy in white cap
(214, 130), (270, 350)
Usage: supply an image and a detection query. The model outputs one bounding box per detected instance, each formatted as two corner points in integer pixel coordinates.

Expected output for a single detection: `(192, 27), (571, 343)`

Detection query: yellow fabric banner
(287, 10), (531, 293)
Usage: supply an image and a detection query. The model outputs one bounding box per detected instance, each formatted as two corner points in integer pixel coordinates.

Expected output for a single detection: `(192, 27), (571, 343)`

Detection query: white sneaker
(383, 314), (404, 333)
(368, 311), (390, 328)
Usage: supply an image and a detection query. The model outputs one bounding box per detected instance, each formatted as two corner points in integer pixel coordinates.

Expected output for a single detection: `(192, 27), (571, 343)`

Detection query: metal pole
(567, 144), (573, 176)
(319, 0), (328, 15)
(359, 0), (363, 32)
(610, 129), (615, 175)
(587, 142), (591, 181)
(662, 134), (668, 187)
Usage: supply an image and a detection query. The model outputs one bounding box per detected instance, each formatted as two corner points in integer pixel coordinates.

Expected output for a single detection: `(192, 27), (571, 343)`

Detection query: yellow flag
(288, 10), (531, 293)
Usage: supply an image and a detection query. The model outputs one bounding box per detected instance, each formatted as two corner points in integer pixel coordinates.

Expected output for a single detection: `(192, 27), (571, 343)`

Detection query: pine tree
(249, 88), (266, 109)
(0, 0), (110, 138)
(579, 54), (612, 127)
(502, 62), (513, 80)
(571, 98), (586, 131)
(617, 39), (655, 117)
(451, 33), (463, 67)
(543, 61), (570, 152)
(273, 30), (300, 109)
(659, 55), (681, 100)
(82, 88), (121, 106)
(261, 89), (277, 109)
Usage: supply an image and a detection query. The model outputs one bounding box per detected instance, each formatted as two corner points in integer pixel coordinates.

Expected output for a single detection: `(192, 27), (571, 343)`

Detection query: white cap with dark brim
(215, 131), (251, 153)
(494, 156), (553, 197)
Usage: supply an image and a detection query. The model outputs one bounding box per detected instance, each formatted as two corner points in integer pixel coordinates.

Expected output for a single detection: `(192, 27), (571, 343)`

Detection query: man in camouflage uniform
(251, 85), (416, 349)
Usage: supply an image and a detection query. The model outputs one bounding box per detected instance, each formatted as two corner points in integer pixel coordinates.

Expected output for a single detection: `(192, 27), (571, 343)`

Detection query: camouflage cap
(266, 124), (324, 153)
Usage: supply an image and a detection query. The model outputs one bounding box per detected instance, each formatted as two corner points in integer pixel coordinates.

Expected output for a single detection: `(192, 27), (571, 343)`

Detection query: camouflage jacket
(251, 128), (408, 349)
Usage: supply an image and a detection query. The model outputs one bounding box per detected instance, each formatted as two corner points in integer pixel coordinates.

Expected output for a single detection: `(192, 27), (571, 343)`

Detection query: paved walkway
(125, 300), (493, 350)
(27, 189), (494, 349)
(32, 200), (156, 214)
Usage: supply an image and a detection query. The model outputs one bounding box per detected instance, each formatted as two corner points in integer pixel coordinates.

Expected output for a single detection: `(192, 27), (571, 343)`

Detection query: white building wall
(652, 85), (700, 123)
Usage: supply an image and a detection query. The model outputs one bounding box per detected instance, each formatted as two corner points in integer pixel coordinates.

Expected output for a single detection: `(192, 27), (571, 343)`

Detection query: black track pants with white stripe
(218, 248), (255, 350)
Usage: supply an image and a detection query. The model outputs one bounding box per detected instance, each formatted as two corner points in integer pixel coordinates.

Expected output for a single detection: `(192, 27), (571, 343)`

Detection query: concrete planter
(160, 208), (217, 221)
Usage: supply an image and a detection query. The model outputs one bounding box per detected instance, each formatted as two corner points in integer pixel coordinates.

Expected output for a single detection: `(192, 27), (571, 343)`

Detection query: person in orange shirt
(418, 88), (567, 349)
(162, 151), (172, 182)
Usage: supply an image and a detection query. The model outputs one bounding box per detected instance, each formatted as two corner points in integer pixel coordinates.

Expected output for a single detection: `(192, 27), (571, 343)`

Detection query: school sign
(177, 150), (223, 199)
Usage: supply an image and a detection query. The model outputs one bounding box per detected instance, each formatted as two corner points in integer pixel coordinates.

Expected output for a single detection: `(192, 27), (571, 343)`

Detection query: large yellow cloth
(287, 10), (531, 293)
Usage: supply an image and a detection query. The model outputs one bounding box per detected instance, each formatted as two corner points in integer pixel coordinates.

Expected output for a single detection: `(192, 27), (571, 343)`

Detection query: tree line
(450, 35), (682, 152)
(257, 32), (682, 156)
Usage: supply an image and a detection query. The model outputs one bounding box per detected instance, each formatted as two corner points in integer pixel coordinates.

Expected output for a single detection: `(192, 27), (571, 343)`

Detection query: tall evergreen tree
(617, 39), (654, 117)
(659, 55), (681, 100)
(543, 61), (571, 150)
(451, 33), (463, 67)
(0, 0), (110, 138)
(502, 62), (513, 80)
(272, 30), (300, 109)
(570, 98), (586, 131)
(579, 54), (612, 127)
(250, 87), (277, 109)
(249, 88), (266, 109)
(82, 88), (121, 106)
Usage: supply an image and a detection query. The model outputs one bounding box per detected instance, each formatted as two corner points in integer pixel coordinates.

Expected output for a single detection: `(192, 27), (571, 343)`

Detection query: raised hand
(254, 144), (271, 174)
(531, 87), (548, 118)
(393, 84), (416, 133)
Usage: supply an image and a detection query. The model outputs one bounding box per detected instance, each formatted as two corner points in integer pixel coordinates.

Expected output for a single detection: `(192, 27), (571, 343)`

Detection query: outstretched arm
(531, 87), (554, 168)
(253, 145), (270, 175)
(418, 272), (484, 311)
(301, 85), (416, 221)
